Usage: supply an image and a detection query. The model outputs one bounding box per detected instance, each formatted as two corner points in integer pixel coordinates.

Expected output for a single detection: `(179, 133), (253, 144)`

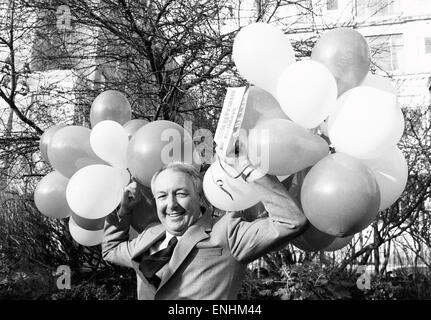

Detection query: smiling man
(102, 161), (307, 300)
(151, 166), (202, 237)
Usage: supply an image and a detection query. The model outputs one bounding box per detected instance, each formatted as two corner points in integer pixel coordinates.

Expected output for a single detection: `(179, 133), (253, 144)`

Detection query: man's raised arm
(102, 181), (146, 268)
(216, 138), (308, 263)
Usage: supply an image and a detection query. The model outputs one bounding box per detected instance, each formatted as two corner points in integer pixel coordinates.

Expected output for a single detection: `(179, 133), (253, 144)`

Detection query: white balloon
(276, 60), (338, 129)
(203, 160), (261, 211)
(328, 87), (404, 159)
(232, 23), (295, 95)
(66, 164), (124, 219)
(361, 73), (397, 95)
(361, 146), (408, 211)
(69, 217), (104, 246)
(90, 120), (129, 169)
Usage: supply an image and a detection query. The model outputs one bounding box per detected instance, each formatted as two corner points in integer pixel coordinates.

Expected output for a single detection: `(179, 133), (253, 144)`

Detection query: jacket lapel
(130, 223), (166, 293)
(131, 223), (166, 260)
(158, 214), (213, 290)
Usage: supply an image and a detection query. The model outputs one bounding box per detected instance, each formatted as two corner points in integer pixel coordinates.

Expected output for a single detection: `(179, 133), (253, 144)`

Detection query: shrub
(363, 269), (431, 300)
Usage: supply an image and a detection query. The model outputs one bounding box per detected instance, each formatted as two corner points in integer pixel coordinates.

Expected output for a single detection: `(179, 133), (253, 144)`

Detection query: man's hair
(150, 162), (203, 197)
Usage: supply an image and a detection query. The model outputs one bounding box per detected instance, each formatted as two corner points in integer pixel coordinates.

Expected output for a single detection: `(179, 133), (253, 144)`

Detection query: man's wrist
(218, 155), (266, 183)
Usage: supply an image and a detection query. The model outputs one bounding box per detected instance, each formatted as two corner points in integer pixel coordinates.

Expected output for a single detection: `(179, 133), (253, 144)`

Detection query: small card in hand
(214, 86), (250, 158)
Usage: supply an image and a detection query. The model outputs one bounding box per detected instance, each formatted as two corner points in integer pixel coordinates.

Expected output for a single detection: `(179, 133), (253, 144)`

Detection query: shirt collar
(165, 231), (182, 241)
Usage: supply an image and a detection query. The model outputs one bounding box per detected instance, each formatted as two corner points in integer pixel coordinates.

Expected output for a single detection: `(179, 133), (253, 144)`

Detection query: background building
(221, 0), (431, 108)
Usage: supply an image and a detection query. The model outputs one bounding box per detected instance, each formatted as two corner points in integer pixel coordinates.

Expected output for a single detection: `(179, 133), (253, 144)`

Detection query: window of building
(30, 9), (75, 71)
(357, 0), (398, 18)
(367, 34), (403, 72)
(425, 37), (431, 54)
(327, 0), (338, 10)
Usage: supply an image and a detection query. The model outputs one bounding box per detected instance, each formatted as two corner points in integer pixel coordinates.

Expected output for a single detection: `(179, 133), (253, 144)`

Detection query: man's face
(153, 169), (201, 236)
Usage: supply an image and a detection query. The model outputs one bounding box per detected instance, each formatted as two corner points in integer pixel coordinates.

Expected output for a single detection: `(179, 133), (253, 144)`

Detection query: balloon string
(210, 164), (234, 201)
(216, 153), (248, 180)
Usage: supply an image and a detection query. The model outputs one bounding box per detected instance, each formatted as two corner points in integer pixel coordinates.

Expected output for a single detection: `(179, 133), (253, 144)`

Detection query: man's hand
(118, 180), (145, 217)
(216, 134), (265, 182)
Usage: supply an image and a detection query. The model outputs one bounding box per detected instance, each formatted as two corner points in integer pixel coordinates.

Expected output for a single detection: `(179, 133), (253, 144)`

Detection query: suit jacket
(102, 178), (306, 300)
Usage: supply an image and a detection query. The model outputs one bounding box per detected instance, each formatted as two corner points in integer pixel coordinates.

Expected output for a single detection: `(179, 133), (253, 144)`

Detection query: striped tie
(139, 236), (178, 288)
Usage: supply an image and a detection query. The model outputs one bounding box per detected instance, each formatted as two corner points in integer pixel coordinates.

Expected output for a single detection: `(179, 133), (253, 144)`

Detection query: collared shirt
(149, 231), (181, 255)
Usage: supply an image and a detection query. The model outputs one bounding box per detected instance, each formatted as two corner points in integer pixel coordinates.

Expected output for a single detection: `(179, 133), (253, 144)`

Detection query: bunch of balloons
(35, 90), (190, 246)
(203, 23), (407, 252)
